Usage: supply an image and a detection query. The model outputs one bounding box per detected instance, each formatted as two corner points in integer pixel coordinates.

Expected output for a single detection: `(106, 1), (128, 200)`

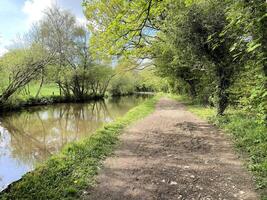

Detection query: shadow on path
(83, 98), (258, 200)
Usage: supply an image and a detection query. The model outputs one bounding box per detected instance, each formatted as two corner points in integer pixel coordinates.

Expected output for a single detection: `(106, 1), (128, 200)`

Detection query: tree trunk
(35, 70), (44, 98)
(187, 80), (197, 98)
(0, 89), (15, 103)
(217, 86), (229, 115)
(216, 65), (231, 115)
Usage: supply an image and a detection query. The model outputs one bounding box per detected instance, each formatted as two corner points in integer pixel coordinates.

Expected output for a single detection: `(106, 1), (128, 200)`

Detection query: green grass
(169, 93), (267, 199)
(18, 83), (60, 99)
(167, 93), (216, 119)
(0, 95), (159, 200)
(29, 83), (60, 97)
(1, 83), (103, 112)
(0, 83), (60, 112)
(213, 112), (267, 197)
(0, 83), (60, 110)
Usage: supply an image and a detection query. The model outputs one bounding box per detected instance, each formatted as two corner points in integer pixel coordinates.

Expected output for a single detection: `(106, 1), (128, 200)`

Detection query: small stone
(83, 191), (88, 195)
(190, 175), (195, 178)
(196, 185), (203, 190)
(239, 191), (245, 195)
(170, 181), (177, 185)
(161, 179), (166, 183)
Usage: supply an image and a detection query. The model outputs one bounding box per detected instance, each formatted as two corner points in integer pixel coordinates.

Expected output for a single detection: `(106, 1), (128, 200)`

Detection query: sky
(0, 0), (85, 56)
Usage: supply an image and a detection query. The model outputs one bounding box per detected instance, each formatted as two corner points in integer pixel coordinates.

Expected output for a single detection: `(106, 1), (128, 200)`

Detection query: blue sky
(0, 0), (85, 56)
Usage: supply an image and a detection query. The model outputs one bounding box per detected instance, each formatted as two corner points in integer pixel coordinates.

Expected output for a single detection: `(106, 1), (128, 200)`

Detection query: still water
(0, 95), (151, 191)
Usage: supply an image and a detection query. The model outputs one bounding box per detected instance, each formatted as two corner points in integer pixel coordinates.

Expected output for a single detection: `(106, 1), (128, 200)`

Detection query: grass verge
(0, 95), (159, 200)
(168, 93), (267, 199)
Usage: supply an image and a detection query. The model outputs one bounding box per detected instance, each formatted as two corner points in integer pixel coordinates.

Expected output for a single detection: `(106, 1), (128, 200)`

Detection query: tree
(153, 26), (215, 101)
(223, 0), (266, 122)
(33, 6), (115, 100)
(35, 6), (79, 96)
(108, 61), (139, 96)
(0, 45), (53, 104)
(84, 0), (237, 114)
(83, 0), (266, 117)
(83, 0), (168, 60)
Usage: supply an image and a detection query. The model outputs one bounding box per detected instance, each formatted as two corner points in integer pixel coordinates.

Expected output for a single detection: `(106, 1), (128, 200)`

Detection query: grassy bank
(0, 94), (106, 113)
(0, 83), (58, 112)
(0, 84), (106, 113)
(169, 94), (267, 199)
(0, 95), (159, 200)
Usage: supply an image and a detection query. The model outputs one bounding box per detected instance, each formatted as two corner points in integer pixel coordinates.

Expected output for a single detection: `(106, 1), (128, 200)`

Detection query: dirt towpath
(83, 98), (258, 200)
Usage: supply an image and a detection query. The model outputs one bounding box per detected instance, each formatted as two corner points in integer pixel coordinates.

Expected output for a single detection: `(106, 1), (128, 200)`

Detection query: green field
(18, 83), (60, 99)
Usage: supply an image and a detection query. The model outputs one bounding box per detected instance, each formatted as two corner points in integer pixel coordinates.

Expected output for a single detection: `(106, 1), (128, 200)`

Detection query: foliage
(0, 45), (53, 104)
(0, 6), (119, 108)
(156, 0), (240, 114)
(87, 65), (114, 97)
(83, 0), (266, 119)
(223, 0), (267, 123)
(153, 20), (216, 102)
(213, 112), (267, 195)
(136, 68), (169, 92)
(83, 0), (168, 59)
(109, 72), (136, 96)
(108, 59), (168, 96)
(0, 95), (159, 200)
(35, 7), (114, 99)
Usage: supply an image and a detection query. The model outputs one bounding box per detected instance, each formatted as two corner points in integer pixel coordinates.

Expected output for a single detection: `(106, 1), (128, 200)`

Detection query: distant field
(18, 83), (60, 99)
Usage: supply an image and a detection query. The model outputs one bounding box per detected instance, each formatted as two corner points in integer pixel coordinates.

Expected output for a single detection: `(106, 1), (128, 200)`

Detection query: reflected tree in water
(0, 100), (119, 165)
(0, 95), (150, 186)
(0, 95), (151, 191)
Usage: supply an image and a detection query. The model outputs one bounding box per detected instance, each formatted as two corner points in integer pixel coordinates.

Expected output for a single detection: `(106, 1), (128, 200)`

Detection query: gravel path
(83, 98), (259, 200)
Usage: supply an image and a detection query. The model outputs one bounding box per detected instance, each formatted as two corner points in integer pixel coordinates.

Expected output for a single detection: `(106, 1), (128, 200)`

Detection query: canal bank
(0, 95), (159, 199)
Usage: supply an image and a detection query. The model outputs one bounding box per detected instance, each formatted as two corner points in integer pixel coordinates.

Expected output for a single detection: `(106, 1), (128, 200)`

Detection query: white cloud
(22, 0), (55, 27)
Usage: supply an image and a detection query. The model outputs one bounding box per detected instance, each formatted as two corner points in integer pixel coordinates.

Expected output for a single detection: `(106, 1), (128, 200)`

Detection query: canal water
(0, 95), (151, 191)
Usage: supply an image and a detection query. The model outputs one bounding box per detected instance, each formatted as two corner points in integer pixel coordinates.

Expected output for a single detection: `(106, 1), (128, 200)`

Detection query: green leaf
(247, 43), (261, 53)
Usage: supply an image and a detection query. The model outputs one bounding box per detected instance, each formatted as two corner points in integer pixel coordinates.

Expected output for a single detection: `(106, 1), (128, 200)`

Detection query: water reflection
(0, 95), (151, 191)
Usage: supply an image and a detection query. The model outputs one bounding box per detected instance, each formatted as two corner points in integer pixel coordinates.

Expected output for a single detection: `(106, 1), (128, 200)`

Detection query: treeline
(0, 7), (166, 110)
(0, 7), (109, 106)
(84, 0), (266, 122)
